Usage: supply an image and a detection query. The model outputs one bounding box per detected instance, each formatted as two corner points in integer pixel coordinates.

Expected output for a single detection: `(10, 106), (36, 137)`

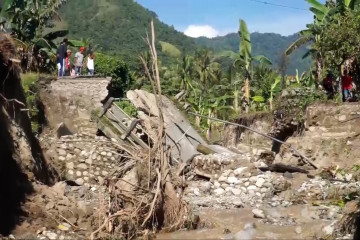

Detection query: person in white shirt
(74, 47), (85, 76)
(86, 53), (95, 76)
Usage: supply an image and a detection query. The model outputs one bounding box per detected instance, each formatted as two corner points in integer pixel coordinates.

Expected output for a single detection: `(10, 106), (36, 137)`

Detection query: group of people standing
(322, 70), (356, 101)
(56, 38), (95, 77)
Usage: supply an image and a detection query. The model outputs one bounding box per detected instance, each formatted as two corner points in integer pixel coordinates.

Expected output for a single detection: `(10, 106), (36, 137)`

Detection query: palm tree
(177, 55), (195, 98)
(195, 49), (218, 87)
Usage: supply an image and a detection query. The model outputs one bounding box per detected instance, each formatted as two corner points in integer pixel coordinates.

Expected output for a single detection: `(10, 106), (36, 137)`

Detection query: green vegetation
(95, 53), (133, 98)
(58, 0), (197, 67)
(3, 0), (66, 72)
(286, 0), (360, 86)
(115, 100), (137, 118)
(3, 0), (360, 138)
(21, 73), (42, 133)
(195, 32), (312, 75)
(57, 0), (311, 74)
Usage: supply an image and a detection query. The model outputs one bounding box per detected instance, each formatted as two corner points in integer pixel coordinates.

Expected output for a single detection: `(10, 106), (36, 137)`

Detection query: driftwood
(120, 119), (140, 140)
(259, 163), (309, 174)
(196, 144), (216, 155)
(188, 112), (318, 170)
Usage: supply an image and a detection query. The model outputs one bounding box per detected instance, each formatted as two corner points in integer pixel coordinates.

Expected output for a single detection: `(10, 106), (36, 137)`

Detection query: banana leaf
(43, 29), (68, 40)
(68, 39), (85, 47)
(252, 96), (265, 102)
(253, 55), (272, 66)
(239, 19), (251, 69)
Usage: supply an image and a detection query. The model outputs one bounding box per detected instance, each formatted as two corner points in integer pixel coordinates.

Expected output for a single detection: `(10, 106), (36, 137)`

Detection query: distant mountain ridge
(59, 0), (311, 73)
(195, 32), (311, 74)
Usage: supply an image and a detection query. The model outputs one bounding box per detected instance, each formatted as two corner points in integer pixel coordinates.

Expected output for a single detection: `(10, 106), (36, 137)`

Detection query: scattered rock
(252, 209), (265, 219)
(345, 173), (352, 182)
(58, 149), (66, 156)
(75, 178), (84, 185)
(66, 162), (74, 169)
(227, 176), (239, 184)
(214, 188), (225, 196)
(44, 231), (58, 240)
(338, 115), (346, 121)
(199, 182), (212, 193)
(322, 224), (334, 235)
(247, 185), (257, 191)
(77, 163), (88, 170)
(295, 226), (302, 234)
(231, 188), (242, 196)
(255, 178), (265, 188)
(234, 167), (248, 176)
(218, 176), (227, 183)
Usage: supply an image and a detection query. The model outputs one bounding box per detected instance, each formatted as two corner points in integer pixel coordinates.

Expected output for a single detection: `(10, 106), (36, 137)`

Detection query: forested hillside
(59, 0), (197, 66)
(59, 0), (310, 73)
(195, 33), (312, 74)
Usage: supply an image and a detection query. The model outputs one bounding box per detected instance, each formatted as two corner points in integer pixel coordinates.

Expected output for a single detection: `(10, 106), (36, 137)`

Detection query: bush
(95, 53), (134, 98)
(115, 100), (137, 117)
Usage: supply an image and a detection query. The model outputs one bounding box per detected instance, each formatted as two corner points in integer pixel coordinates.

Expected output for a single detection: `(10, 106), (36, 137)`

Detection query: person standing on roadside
(74, 47), (85, 76)
(65, 49), (72, 76)
(342, 70), (353, 102)
(86, 52), (95, 76)
(56, 38), (68, 77)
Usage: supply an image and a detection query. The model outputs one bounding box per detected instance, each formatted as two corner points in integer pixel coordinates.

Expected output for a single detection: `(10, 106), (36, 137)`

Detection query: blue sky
(136, 0), (326, 37)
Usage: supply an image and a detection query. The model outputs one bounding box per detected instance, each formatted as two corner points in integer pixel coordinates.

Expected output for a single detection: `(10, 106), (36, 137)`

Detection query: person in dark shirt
(57, 38), (68, 77)
(323, 72), (334, 98)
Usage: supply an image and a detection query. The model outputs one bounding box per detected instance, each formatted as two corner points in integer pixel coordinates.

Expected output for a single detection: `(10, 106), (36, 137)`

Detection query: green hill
(59, 0), (311, 74)
(195, 33), (312, 74)
(58, 0), (197, 66)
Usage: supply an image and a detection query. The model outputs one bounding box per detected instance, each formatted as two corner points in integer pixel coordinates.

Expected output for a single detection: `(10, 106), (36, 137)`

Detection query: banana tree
(338, 0), (360, 10)
(235, 19), (272, 108)
(268, 76), (282, 110)
(285, 0), (336, 85)
(5, 0), (64, 71)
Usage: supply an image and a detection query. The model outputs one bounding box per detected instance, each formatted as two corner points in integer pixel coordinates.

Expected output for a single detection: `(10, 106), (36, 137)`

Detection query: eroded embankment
(0, 35), (57, 236)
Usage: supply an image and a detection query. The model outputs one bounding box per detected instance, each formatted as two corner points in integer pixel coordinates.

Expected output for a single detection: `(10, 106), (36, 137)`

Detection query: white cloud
(184, 25), (220, 38)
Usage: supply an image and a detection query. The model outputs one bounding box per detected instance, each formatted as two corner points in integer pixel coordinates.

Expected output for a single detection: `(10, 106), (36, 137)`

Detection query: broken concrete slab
(127, 90), (206, 162)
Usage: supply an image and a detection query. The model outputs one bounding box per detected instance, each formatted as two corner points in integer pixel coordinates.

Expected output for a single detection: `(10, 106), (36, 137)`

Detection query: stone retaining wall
(51, 77), (111, 108)
(41, 77), (111, 133)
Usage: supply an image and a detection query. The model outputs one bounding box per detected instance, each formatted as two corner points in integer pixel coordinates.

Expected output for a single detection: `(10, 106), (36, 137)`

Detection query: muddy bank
(0, 35), (57, 236)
